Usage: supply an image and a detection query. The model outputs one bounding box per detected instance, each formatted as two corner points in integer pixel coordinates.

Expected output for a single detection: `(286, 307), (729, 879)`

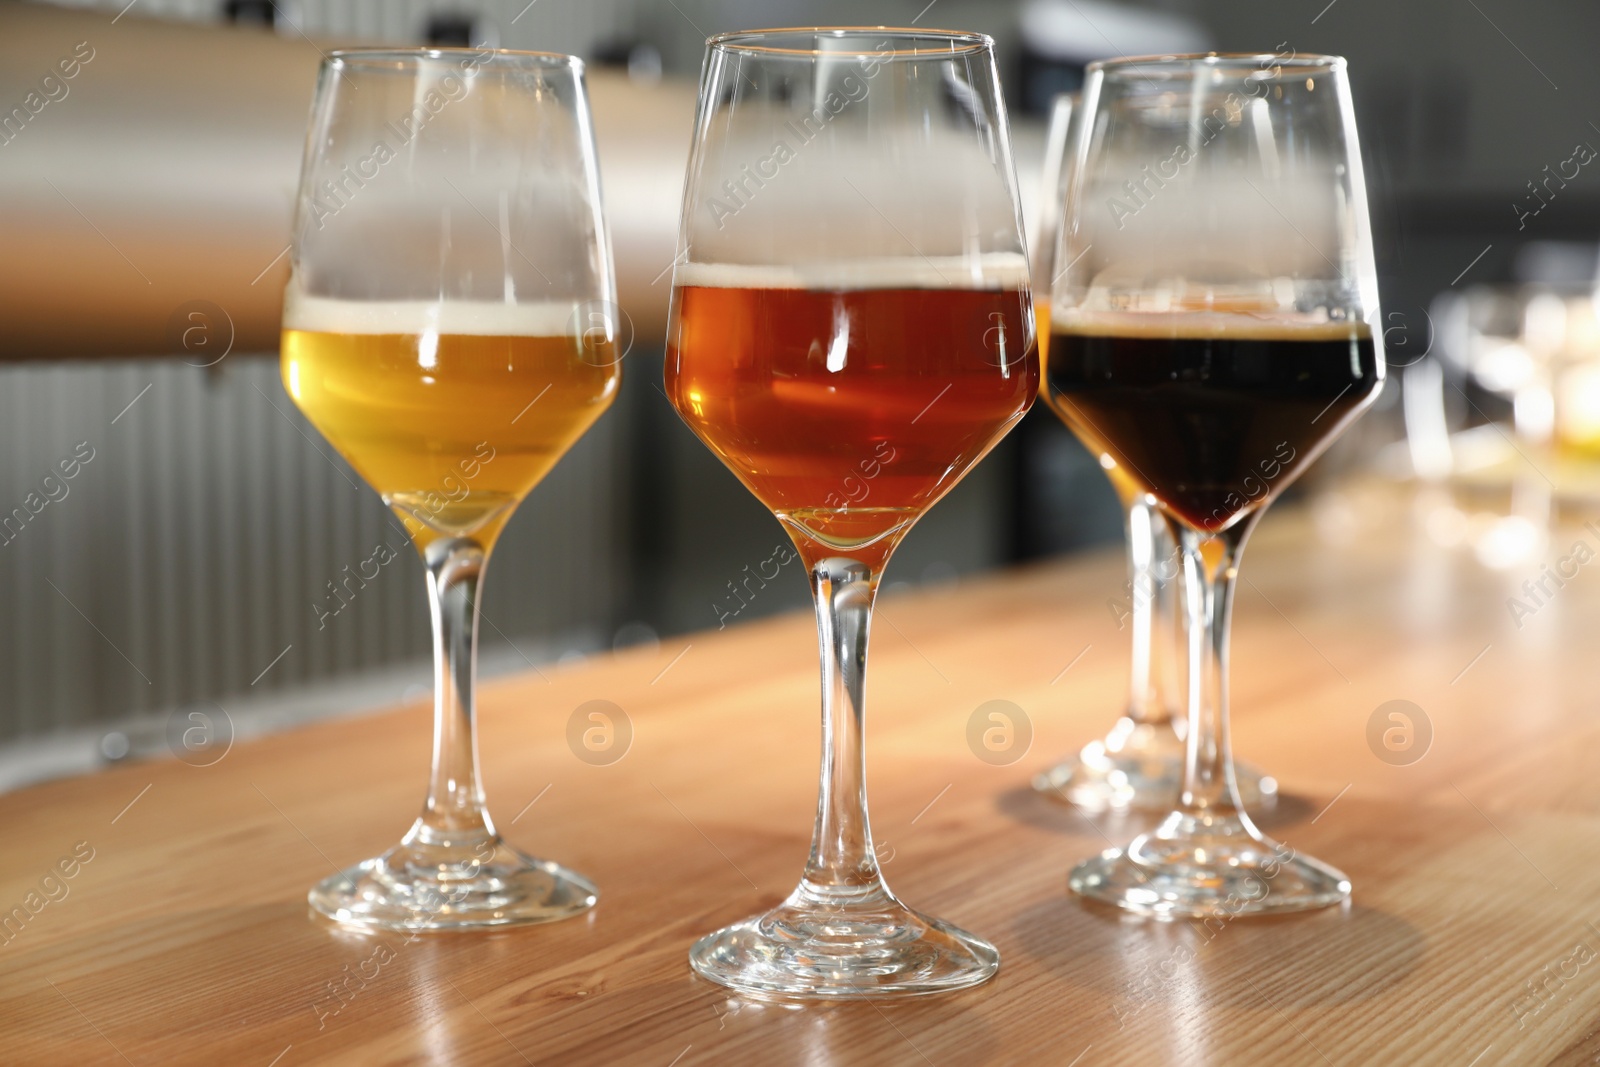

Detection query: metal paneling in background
(0, 354), (622, 743)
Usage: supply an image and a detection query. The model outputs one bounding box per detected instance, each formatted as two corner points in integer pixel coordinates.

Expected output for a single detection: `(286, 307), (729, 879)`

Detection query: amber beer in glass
(670, 275), (1034, 570)
(667, 28), (1036, 998)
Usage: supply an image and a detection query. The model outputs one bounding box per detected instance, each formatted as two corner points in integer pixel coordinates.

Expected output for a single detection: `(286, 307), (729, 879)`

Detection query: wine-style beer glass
(1028, 93), (1277, 814)
(282, 49), (620, 930)
(1051, 54), (1382, 915)
(666, 28), (1038, 996)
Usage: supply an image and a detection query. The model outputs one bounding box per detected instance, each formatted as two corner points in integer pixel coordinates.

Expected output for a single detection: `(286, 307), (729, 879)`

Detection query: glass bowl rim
(707, 26), (994, 58)
(327, 47), (585, 72)
(1089, 52), (1346, 76)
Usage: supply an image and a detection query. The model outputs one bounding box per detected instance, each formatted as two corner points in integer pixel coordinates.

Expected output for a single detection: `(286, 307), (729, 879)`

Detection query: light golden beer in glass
(282, 293), (619, 549)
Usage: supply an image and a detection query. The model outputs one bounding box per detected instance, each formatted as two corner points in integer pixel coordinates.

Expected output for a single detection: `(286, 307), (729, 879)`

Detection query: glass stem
(1125, 497), (1178, 725)
(409, 535), (496, 845)
(801, 556), (886, 894)
(1172, 514), (1260, 821)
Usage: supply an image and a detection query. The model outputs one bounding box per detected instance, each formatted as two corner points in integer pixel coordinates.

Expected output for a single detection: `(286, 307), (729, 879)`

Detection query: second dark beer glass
(1051, 54), (1383, 916)
(1029, 93), (1277, 814)
(667, 28), (1037, 997)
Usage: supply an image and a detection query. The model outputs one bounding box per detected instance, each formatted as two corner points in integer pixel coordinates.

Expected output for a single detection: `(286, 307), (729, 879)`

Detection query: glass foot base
(1068, 812), (1350, 919)
(1033, 716), (1277, 813)
(689, 882), (998, 999)
(309, 827), (597, 931)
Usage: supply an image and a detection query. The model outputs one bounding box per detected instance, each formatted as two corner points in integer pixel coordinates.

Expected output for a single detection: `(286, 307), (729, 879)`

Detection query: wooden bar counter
(3, 484), (1596, 1065)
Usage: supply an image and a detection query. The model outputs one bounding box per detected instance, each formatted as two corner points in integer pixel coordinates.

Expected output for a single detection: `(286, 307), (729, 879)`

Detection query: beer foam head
(283, 288), (585, 336)
(1051, 307), (1373, 341)
(675, 252), (1029, 291)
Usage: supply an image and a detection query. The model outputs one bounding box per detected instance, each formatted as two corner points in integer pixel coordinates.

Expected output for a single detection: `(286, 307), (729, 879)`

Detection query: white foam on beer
(283, 290), (585, 336)
(675, 253), (1029, 291)
(1050, 307), (1372, 342)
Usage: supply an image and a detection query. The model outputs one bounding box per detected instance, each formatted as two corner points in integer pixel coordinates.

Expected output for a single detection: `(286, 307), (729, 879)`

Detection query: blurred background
(0, 0), (1594, 786)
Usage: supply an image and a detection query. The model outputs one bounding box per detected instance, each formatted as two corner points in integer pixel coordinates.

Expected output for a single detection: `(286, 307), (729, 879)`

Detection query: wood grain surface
(2, 482), (1596, 1066)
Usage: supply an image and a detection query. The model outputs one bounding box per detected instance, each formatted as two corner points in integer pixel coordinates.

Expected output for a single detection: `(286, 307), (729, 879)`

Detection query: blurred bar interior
(1, 0), (1596, 787)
